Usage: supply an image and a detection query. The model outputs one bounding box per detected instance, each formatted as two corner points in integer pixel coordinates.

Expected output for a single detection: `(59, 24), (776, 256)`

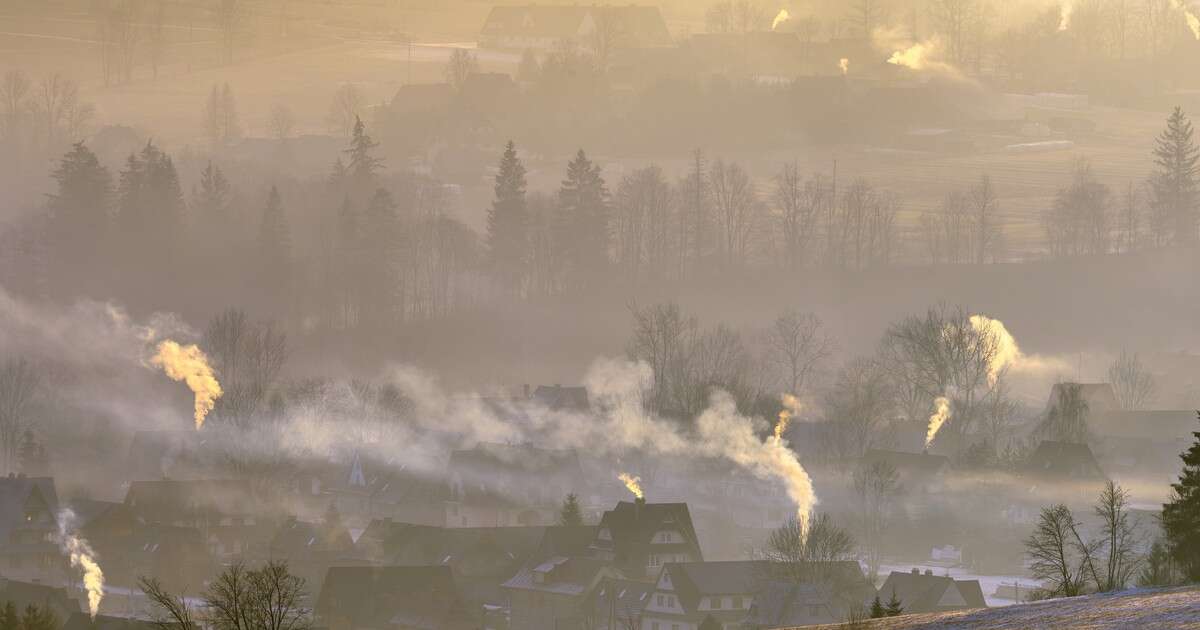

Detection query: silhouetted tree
(17, 429), (49, 477)
(1107, 350), (1156, 410)
(1150, 107), (1199, 245)
(257, 186), (292, 315)
(47, 142), (111, 296)
(0, 357), (41, 474)
(558, 493), (583, 526)
(19, 604), (56, 630)
(327, 84), (364, 138)
(0, 602), (17, 630)
(884, 588), (903, 616)
(444, 49), (479, 91)
(344, 117), (382, 187)
(556, 150), (609, 285)
(1163, 414), (1200, 581)
(487, 141), (528, 293)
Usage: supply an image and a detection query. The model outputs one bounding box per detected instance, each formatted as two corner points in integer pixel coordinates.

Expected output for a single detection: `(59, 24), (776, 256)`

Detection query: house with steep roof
(62, 613), (161, 630)
(1024, 441), (1107, 482)
(479, 5), (672, 51)
(877, 568), (986, 615)
(124, 479), (275, 561)
(641, 560), (875, 630)
(316, 566), (475, 630)
(861, 449), (949, 493)
(0, 475), (62, 583)
(591, 500), (703, 579)
(1045, 383), (1119, 415)
(502, 556), (622, 630)
(267, 514), (360, 595)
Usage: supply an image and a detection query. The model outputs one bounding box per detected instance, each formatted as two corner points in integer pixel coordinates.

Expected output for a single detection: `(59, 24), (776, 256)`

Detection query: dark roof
(878, 570), (987, 613)
(0, 578), (80, 618)
(595, 501), (701, 550)
(501, 556), (614, 596)
(1025, 441), (1107, 481)
(746, 581), (841, 627)
(532, 525), (597, 560)
(861, 449), (949, 477)
(531, 385), (590, 412)
(270, 518), (355, 556)
(0, 475), (58, 544)
(316, 566), (473, 629)
(585, 578), (653, 625)
(63, 613), (161, 630)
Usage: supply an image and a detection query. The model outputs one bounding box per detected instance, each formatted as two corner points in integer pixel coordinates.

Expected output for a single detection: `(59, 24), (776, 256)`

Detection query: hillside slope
(795, 587), (1200, 629)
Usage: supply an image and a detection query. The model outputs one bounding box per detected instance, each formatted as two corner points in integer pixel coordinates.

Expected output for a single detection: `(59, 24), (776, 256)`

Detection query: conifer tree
(884, 588), (904, 616)
(487, 141), (528, 292)
(47, 142), (111, 295)
(344, 117), (382, 186)
(558, 493), (583, 527)
(1163, 413), (1200, 581)
(257, 185), (291, 313)
(0, 602), (16, 630)
(194, 161), (231, 220)
(1150, 107), (1200, 245)
(869, 595), (885, 618)
(20, 604), (55, 630)
(556, 149), (609, 284)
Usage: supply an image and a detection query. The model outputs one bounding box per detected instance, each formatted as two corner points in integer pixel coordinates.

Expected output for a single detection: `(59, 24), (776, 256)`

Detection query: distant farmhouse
(590, 500), (703, 580)
(0, 475), (62, 584)
(479, 5), (672, 51)
(878, 568), (987, 615)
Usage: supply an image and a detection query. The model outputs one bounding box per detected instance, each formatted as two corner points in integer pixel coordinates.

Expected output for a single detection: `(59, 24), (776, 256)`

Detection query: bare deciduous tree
(1107, 350), (1156, 411)
(202, 309), (289, 425)
(709, 159), (759, 269)
(326, 84), (365, 138)
(444, 49), (479, 91)
(764, 512), (856, 584)
(764, 309), (831, 397)
(853, 461), (899, 580)
(0, 70), (30, 142)
(1095, 481), (1142, 591)
(268, 103), (296, 141)
(773, 163), (823, 270)
(0, 358), (40, 473)
(627, 302), (696, 416)
(822, 357), (892, 461)
(1025, 504), (1089, 597)
(141, 561), (310, 630)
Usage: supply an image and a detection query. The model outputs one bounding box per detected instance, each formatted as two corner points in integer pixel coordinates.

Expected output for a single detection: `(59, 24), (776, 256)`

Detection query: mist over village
(5, 0), (1200, 628)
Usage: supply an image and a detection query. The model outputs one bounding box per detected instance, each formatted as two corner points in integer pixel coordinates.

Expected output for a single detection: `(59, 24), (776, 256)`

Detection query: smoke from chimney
(57, 509), (104, 619)
(618, 472), (644, 500)
(150, 340), (223, 430)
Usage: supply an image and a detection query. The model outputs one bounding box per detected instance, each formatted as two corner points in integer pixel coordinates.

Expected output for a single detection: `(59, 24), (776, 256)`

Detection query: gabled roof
(316, 566), (473, 629)
(861, 449), (949, 477)
(1025, 441), (1107, 481)
(0, 578), (80, 618)
(501, 556), (614, 596)
(63, 613), (162, 630)
(878, 570), (987, 613)
(595, 501), (700, 550)
(0, 475), (58, 544)
(270, 518), (355, 556)
(585, 577), (653, 623)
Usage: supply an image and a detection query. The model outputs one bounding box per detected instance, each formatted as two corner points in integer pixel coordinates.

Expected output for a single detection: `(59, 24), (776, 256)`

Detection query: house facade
(590, 501), (703, 580)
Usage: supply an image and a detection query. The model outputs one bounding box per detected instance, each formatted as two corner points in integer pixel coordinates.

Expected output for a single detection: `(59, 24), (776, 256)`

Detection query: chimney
(925, 569), (934, 576)
(911, 568), (920, 575)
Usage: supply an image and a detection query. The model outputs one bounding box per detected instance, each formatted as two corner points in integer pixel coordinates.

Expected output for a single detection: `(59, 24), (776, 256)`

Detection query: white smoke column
(57, 509), (104, 618)
(775, 393), (802, 441)
(969, 315), (1022, 386)
(618, 473), (644, 499)
(839, 58), (850, 75)
(771, 8), (790, 31)
(697, 392), (816, 536)
(925, 396), (952, 448)
(1058, 1), (1074, 31)
(1171, 0), (1200, 39)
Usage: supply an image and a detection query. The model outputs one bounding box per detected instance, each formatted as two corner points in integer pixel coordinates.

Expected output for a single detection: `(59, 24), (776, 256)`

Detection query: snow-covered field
(800, 586), (1200, 629)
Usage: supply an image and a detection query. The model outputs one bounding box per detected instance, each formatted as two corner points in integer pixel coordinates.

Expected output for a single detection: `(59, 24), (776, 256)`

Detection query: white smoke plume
(57, 509), (104, 619)
(970, 314), (1070, 385)
(618, 472), (644, 499)
(1058, 1), (1074, 31)
(873, 27), (961, 77)
(771, 8), (791, 31)
(925, 396), (952, 448)
(1171, 0), (1200, 39)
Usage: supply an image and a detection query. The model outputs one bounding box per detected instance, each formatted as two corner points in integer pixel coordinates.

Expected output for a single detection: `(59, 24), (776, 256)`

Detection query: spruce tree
(257, 186), (292, 313)
(487, 141), (528, 292)
(47, 142), (111, 295)
(194, 161), (231, 220)
(1163, 412), (1200, 581)
(0, 601), (16, 630)
(869, 595), (885, 618)
(556, 149), (609, 283)
(344, 117), (382, 186)
(884, 588), (904, 616)
(1151, 107), (1200, 245)
(558, 493), (583, 527)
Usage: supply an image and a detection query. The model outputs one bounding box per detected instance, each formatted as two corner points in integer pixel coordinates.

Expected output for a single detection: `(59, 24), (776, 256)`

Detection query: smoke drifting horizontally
(618, 472), (644, 500)
(771, 9), (790, 31)
(150, 340), (223, 429)
(57, 510), (104, 619)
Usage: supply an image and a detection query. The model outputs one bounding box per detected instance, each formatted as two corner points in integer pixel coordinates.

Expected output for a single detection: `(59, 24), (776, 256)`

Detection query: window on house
(733, 597), (743, 609)
(809, 605), (819, 617)
(723, 597), (732, 609)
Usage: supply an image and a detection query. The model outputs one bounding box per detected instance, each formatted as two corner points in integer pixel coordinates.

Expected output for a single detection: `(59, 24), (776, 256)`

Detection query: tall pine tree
(46, 142), (111, 298)
(344, 116), (383, 188)
(114, 142), (184, 297)
(1150, 107), (1200, 245)
(556, 149), (609, 285)
(257, 185), (292, 315)
(487, 141), (528, 293)
(1163, 412), (1200, 581)
(558, 493), (583, 527)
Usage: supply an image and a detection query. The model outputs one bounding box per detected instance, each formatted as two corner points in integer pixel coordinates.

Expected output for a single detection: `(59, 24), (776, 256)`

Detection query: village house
(640, 560), (875, 630)
(479, 6), (672, 51)
(316, 566), (476, 630)
(877, 568), (987, 615)
(123, 479), (275, 561)
(0, 475), (62, 584)
(62, 613), (160, 630)
(583, 577), (654, 630)
(591, 500), (703, 580)
(73, 497), (213, 590)
(1024, 441), (1107, 483)
(502, 556), (622, 630)
(266, 512), (360, 596)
